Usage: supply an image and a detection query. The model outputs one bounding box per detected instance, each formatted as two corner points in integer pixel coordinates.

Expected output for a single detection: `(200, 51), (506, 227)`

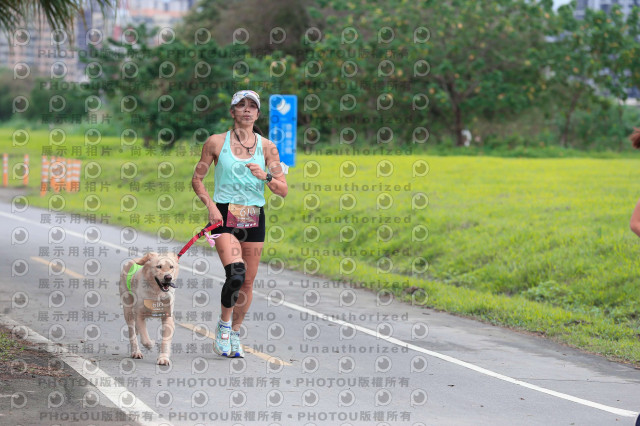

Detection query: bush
(569, 103), (640, 150)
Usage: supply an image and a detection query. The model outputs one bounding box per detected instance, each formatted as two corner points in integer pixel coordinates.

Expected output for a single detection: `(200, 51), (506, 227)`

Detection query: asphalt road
(1, 194), (639, 426)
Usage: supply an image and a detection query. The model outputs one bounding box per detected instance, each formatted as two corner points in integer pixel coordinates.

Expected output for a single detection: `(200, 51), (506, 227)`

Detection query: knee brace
(221, 262), (246, 308)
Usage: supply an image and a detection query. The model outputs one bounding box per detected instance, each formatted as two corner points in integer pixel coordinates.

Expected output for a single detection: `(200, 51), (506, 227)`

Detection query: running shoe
(213, 322), (231, 356)
(229, 331), (245, 358)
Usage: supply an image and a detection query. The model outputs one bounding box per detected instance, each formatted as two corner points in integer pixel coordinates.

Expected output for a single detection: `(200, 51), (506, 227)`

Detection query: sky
(554, 0), (573, 9)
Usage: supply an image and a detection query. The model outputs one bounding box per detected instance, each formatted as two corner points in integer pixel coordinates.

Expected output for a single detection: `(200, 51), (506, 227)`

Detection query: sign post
(269, 95), (297, 167)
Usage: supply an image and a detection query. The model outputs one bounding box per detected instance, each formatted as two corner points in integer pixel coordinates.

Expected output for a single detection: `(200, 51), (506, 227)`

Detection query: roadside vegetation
(3, 130), (640, 363)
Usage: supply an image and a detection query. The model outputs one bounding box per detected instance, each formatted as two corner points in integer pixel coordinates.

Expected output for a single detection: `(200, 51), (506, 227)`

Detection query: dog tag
(226, 203), (260, 228)
(143, 299), (171, 318)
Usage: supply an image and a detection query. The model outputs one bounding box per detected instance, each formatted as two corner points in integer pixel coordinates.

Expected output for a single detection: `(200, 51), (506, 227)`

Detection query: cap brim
(231, 92), (261, 110)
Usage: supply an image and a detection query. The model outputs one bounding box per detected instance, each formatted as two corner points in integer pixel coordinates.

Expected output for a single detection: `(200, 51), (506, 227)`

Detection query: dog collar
(126, 263), (143, 295)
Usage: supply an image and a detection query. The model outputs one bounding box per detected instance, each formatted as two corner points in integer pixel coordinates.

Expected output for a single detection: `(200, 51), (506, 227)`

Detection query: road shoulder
(0, 321), (139, 426)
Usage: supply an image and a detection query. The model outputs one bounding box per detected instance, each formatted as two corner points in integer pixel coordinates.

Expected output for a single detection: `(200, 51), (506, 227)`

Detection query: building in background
(574, 0), (640, 19)
(0, 0), (193, 82)
(572, 0), (640, 99)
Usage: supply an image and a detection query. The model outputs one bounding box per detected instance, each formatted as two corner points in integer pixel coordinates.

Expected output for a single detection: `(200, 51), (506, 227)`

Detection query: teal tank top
(213, 131), (266, 207)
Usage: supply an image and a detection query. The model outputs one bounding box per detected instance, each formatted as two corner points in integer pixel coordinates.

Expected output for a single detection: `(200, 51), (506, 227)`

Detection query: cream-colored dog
(119, 252), (179, 365)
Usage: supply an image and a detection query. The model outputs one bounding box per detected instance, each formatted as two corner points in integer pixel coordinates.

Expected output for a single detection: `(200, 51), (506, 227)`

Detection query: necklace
(233, 128), (257, 154)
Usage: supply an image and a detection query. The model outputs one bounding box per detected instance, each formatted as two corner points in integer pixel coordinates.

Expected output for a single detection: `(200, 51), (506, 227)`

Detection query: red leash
(177, 221), (223, 260)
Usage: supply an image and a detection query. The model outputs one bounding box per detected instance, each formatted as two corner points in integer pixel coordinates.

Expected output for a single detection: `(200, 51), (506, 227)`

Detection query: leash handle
(177, 220), (223, 260)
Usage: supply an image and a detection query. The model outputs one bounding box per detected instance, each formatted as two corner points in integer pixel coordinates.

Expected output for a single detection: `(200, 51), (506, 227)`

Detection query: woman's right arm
(630, 198), (640, 237)
(192, 136), (223, 224)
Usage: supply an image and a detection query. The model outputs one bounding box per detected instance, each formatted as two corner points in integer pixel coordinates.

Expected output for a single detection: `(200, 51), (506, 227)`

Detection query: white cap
(230, 90), (260, 110)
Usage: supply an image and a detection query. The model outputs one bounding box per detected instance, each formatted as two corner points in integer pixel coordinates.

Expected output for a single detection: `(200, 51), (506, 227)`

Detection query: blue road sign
(269, 95), (297, 167)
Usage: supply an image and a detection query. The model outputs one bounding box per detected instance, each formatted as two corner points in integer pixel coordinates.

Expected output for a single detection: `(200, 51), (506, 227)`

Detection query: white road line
(274, 300), (639, 418)
(0, 210), (146, 253)
(0, 314), (172, 426)
(2, 209), (638, 419)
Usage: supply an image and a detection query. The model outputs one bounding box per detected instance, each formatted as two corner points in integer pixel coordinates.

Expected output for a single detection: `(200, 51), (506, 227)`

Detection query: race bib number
(227, 203), (260, 228)
(143, 299), (172, 318)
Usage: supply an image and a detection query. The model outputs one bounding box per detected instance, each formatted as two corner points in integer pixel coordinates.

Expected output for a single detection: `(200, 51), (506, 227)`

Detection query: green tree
(176, 0), (225, 42)
(177, 0), (317, 61)
(86, 23), (284, 148)
(26, 77), (89, 123)
(283, 1), (438, 147)
(423, 0), (552, 146)
(287, 0), (553, 147)
(0, 0), (114, 36)
(0, 67), (36, 121)
(544, 3), (640, 147)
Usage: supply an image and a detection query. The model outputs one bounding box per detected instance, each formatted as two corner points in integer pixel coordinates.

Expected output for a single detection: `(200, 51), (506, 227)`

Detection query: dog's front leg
(135, 315), (154, 350)
(125, 310), (142, 359)
(121, 290), (143, 359)
(157, 316), (174, 365)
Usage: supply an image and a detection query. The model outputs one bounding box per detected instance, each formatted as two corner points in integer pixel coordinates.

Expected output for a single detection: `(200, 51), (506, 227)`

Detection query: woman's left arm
(246, 139), (288, 198)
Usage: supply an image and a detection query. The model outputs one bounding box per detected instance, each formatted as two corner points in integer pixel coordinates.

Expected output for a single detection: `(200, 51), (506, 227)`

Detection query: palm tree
(0, 0), (115, 36)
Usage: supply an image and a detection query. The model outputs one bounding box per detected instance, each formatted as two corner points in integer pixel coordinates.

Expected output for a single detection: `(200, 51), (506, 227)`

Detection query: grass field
(3, 128), (640, 364)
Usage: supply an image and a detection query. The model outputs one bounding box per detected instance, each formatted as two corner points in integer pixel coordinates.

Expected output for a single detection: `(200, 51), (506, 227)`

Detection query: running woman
(192, 90), (288, 357)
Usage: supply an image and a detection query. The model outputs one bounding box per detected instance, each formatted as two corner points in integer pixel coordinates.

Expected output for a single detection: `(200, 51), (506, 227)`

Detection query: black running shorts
(212, 202), (266, 243)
